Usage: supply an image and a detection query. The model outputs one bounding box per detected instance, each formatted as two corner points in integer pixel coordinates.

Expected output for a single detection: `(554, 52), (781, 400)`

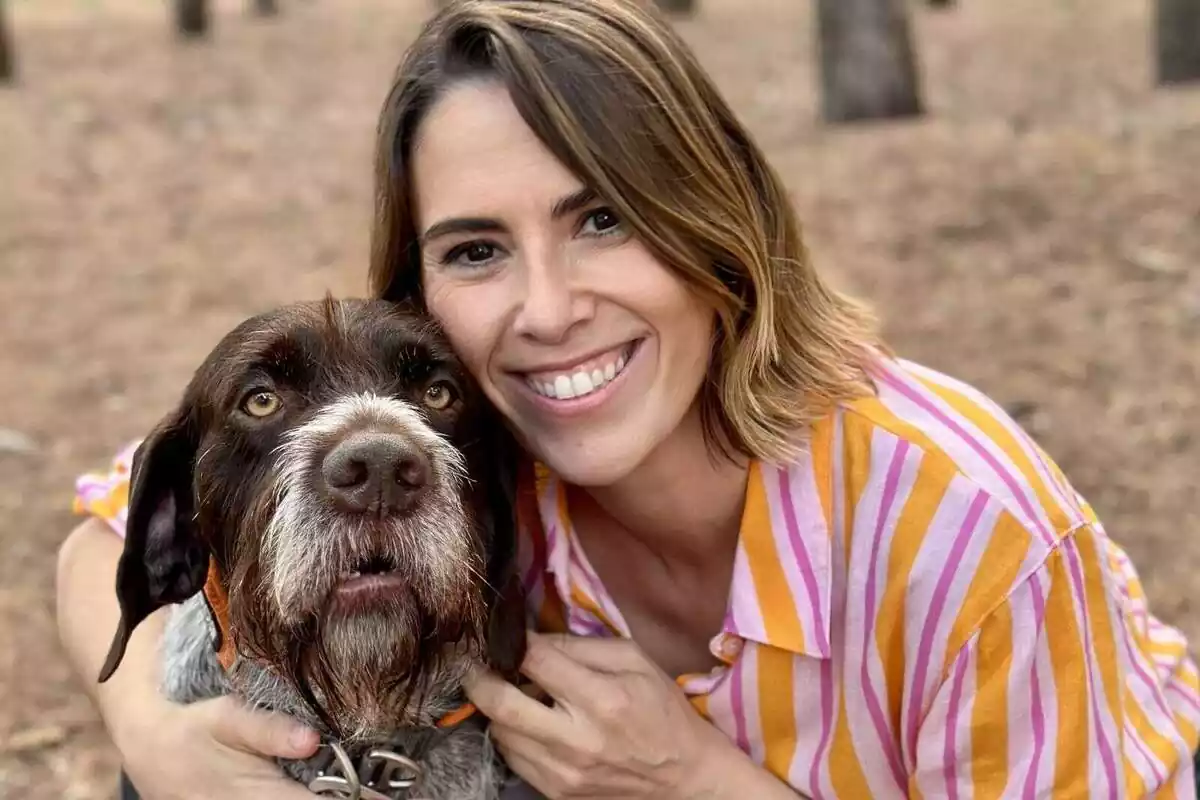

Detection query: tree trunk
(251, 0), (279, 16)
(815, 0), (924, 123)
(0, 0), (14, 83)
(175, 0), (209, 37)
(654, 0), (696, 14)
(1156, 0), (1200, 85)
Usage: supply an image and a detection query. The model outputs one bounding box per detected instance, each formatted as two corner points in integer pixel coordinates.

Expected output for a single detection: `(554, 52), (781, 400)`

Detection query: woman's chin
(528, 440), (651, 488)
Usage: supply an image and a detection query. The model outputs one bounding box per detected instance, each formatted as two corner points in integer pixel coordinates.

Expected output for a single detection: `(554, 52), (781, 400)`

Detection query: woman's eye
(580, 207), (623, 236)
(241, 390), (282, 418)
(443, 241), (498, 267)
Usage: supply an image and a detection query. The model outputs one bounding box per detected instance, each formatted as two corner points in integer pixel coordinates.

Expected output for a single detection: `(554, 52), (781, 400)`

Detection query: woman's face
(411, 81), (715, 487)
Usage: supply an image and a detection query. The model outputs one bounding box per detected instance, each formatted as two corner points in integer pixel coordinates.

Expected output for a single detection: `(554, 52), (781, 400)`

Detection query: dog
(98, 297), (528, 799)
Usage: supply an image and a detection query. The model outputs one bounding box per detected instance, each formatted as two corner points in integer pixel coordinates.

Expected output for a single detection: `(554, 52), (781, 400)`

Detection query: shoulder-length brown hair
(369, 0), (885, 463)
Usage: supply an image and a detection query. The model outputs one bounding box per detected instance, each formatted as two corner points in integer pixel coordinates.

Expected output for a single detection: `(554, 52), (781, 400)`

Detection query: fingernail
(289, 726), (317, 751)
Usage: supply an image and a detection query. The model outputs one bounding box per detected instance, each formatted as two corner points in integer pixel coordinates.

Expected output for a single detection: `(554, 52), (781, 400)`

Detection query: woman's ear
(97, 406), (208, 683)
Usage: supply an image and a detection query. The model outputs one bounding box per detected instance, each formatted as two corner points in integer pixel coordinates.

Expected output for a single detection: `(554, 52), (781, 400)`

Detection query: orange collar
(201, 559), (477, 729)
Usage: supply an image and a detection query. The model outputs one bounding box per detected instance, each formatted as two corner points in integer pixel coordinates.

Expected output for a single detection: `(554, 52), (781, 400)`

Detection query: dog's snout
(321, 432), (431, 515)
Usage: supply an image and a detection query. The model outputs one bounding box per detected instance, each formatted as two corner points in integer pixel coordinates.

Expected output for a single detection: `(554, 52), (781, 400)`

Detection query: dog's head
(98, 297), (526, 739)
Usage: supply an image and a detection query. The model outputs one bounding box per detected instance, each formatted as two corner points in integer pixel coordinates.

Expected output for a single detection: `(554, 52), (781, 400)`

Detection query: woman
(57, 1), (1199, 797)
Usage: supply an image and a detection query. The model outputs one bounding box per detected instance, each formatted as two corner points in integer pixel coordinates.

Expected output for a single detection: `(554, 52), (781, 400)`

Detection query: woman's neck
(571, 406), (751, 564)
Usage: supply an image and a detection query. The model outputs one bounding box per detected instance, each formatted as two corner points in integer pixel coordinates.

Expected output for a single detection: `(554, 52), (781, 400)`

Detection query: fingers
(517, 633), (639, 704)
(464, 666), (567, 743)
(532, 631), (650, 673)
(202, 696), (319, 759)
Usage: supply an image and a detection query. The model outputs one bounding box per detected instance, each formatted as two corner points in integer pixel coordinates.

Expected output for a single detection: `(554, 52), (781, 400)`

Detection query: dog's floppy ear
(478, 418), (527, 681)
(97, 406), (208, 683)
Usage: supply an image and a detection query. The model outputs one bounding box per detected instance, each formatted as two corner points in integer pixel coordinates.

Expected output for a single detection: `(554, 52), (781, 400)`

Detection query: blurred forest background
(1, 0), (1198, 796)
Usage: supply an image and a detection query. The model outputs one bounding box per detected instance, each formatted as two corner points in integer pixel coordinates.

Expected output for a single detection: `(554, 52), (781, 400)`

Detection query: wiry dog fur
(99, 298), (527, 799)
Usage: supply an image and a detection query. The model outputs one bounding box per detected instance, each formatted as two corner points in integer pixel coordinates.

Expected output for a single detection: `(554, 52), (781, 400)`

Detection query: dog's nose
(321, 432), (431, 515)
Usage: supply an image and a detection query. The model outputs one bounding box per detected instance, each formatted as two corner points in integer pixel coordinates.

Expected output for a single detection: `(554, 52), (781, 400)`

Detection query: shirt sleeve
(71, 440), (141, 538)
(913, 521), (1200, 798)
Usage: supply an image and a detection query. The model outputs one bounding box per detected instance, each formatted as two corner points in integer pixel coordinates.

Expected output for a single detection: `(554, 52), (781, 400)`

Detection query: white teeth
(571, 372), (593, 396)
(526, 344), (635, 401)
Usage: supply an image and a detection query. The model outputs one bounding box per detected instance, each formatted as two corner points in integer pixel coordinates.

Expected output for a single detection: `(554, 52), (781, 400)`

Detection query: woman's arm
(913, 522), (1199, 797)
(55, 517), (166, 749)
(55, 507), (319, 799)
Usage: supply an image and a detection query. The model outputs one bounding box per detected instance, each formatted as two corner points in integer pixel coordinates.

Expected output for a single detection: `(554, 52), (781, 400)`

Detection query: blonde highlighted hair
(369, 0), (886, 463)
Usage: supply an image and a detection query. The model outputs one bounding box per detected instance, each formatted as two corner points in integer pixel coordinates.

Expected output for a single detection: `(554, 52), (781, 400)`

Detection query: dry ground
(1, 0), (1198, 796)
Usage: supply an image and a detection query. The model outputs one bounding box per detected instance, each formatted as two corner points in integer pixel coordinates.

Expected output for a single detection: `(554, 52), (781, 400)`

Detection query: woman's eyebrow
(420, 187), (599, 245)
(421, 217), (505, 245)
(550, 186), (597, 218)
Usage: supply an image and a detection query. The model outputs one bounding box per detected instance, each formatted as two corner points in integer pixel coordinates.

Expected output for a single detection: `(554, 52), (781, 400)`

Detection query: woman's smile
(513, 337), (646, 416)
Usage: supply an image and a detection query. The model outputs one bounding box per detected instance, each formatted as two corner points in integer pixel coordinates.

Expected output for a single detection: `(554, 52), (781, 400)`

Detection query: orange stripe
(757, 646), (797, 779)
(970, 599), (1012, 800)
(809, 413), (835, 544)
(840, 411), (875, 562)
(1071, 527), (1123, 736)
(825, 411), (876, 799)
(1042, 553), (1091, 794)
(569, 585), (619, 634)
(741, 462), (805, 646)
(1126, 693), (1186, 792)
(945, 511), (1032, 672)
(876, 455), (955, 728)
(827, 681), (876, 798)
(842, 397), (944, 464)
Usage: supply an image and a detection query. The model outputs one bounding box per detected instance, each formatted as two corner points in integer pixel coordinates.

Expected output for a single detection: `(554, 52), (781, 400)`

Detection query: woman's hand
(114, 693), (321, 800)
(464, 632), (774, 800)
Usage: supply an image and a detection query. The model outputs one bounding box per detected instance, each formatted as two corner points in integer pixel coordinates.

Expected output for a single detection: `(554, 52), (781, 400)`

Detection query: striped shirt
(515, 357), (1200, 798)
(76, 357), (1199, 797)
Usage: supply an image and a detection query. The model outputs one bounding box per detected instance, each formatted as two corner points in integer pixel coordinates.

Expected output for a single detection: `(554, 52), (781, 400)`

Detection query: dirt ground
(1, 0), (1198, 796)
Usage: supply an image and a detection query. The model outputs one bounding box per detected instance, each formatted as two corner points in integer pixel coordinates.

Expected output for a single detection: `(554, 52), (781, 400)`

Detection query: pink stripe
(1166, 682), (1200, 714)
(877, 369), (1055, 549)
(776, 466), (829, 657)
(1121, 625), (1185, 757)
(1061, 544), (1119, 792)
(1021, 577), (1048, 799)
(858, 439), (910, 789)
(905, 489), (989, 762)
(729, 653), (751, 752)
(808, 659), (835, 800)
(1126, 721), (1165, 784)
(941, 649), (971, 800)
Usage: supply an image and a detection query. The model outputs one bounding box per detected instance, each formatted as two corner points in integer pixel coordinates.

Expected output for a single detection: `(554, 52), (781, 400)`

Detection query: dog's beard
(227, 394), (489, 740)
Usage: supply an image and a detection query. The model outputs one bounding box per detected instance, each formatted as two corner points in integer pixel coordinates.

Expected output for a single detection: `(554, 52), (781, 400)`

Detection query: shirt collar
(524, 453), (832, 660)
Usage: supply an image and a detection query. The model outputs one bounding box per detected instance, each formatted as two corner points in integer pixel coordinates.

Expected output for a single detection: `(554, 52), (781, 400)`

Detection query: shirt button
(711, 634), (744, 661)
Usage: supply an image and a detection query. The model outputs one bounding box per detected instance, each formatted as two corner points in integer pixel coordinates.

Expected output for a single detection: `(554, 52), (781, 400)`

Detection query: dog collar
(201, 559), (480, 730)
(306, 740), (426, 800)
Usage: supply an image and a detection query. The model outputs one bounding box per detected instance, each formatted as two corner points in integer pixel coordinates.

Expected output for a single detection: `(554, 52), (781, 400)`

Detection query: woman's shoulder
(790, 356), (1099, 647)
(826, 355), (1091, 541)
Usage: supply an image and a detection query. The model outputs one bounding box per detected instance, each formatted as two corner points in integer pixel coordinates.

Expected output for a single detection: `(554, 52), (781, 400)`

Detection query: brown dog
(99, 297), (527, 799)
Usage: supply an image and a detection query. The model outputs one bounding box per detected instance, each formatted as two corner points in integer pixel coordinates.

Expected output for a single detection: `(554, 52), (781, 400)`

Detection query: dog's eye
(241, 391), (282, 418)
(423, 381), (457, 411)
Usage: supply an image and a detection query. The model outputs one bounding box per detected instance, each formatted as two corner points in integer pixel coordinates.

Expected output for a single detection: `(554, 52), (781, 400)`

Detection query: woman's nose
(512, 250), (594, 343)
